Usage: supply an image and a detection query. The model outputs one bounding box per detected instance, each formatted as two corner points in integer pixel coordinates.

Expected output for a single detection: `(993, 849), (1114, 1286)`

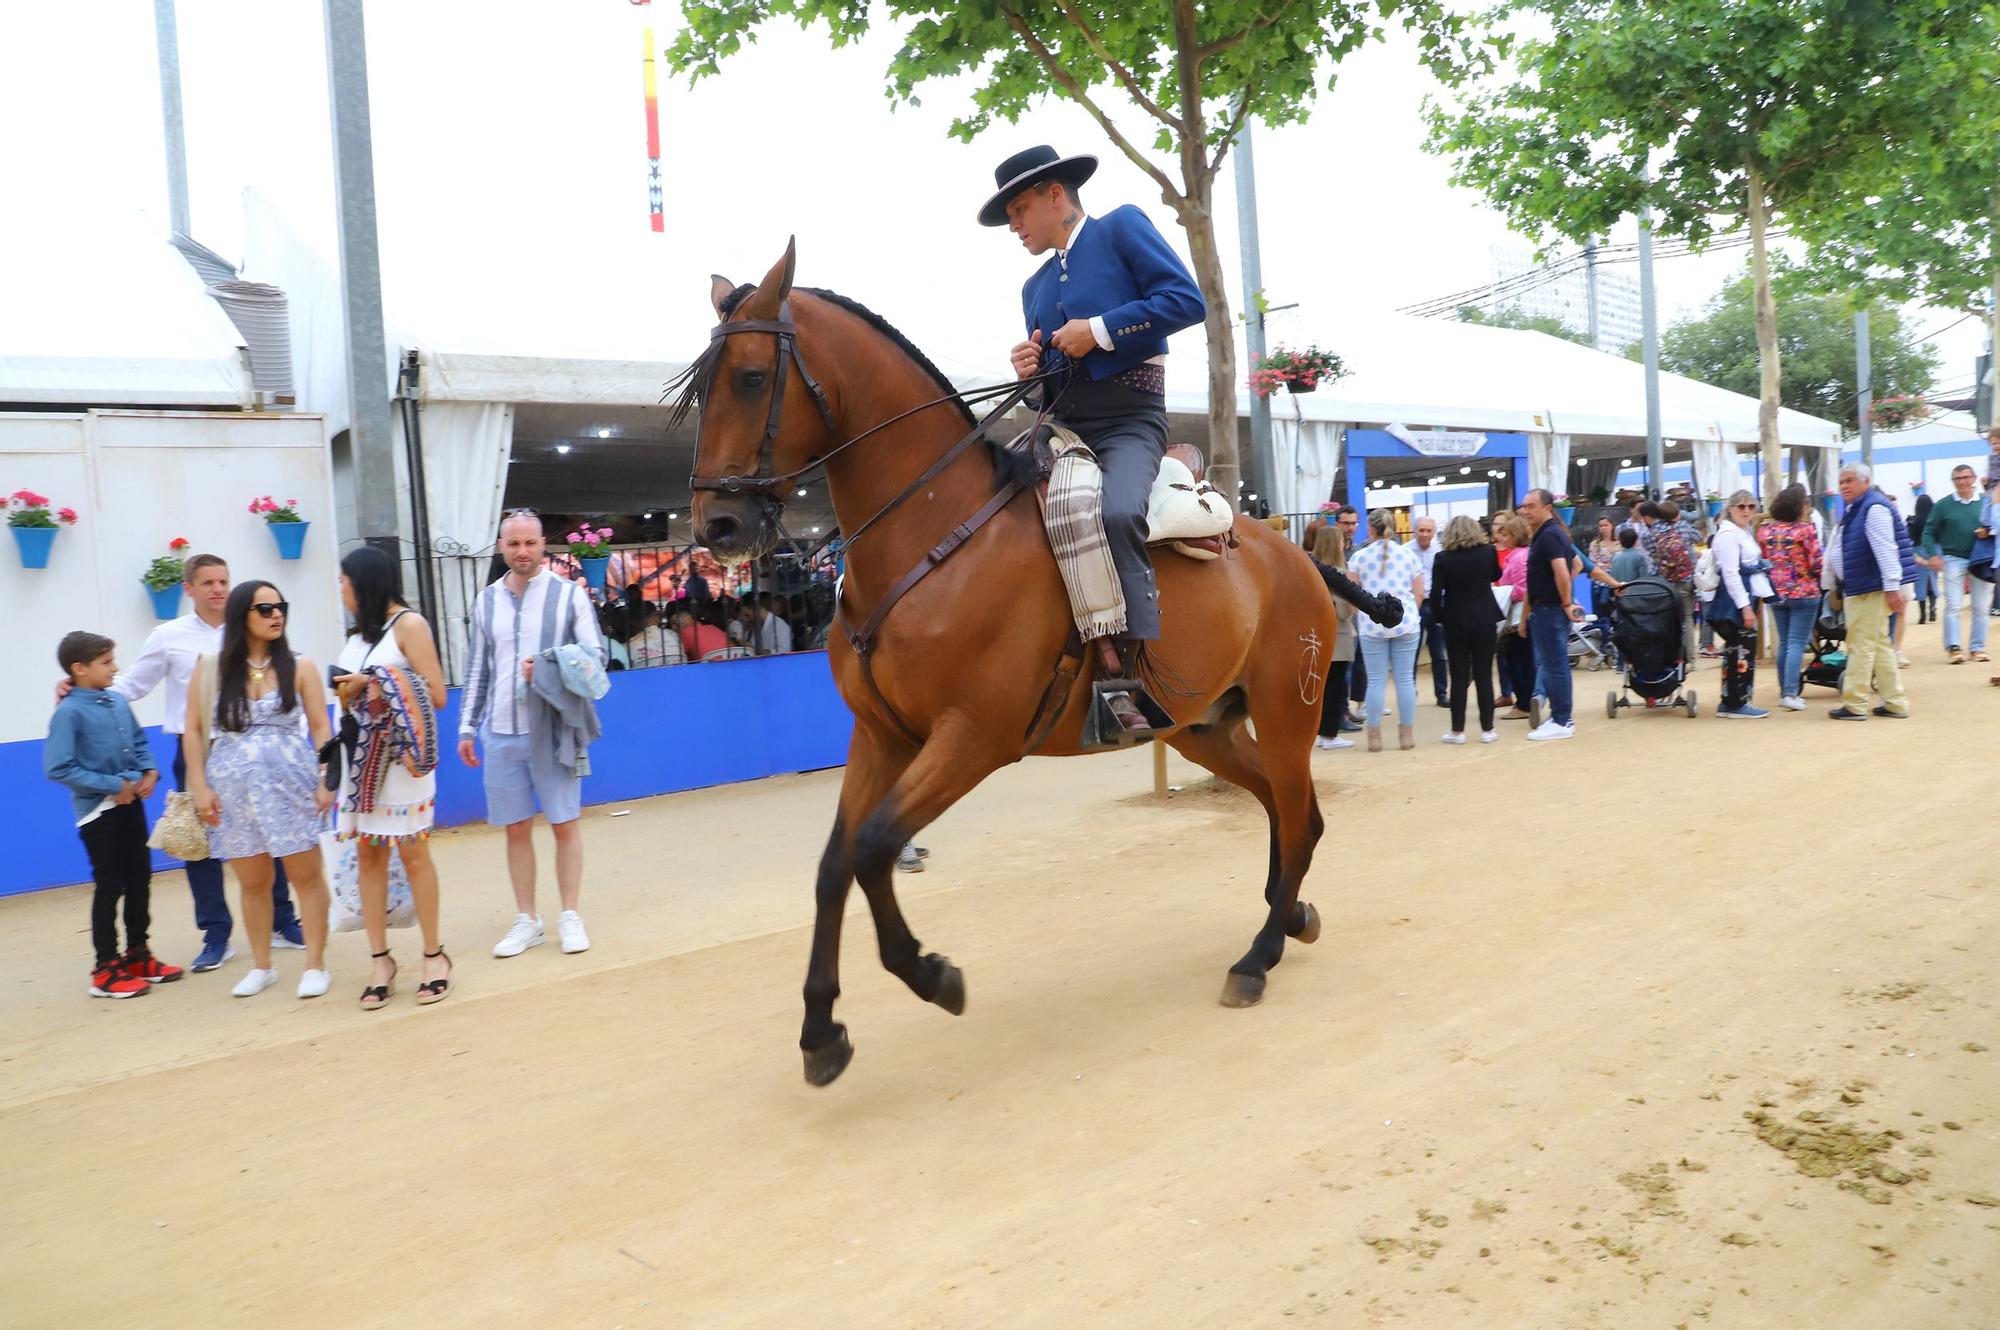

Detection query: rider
(982, 145), (1206, 733)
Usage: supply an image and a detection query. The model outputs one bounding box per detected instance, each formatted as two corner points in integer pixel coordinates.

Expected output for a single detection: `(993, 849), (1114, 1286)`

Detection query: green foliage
(1423, 0), (1983, 250)
(1644, 262), (1940, 432)
(1455, 303), (1592, 346)
(670, 2), (1482, 178)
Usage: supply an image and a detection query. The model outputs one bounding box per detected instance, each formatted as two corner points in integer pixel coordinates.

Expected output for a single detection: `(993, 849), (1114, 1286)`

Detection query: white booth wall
(0, 410), (339, 744)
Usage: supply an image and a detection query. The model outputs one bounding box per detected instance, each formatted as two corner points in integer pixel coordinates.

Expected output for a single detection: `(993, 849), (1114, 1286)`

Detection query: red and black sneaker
(121, 949), (184, 984)
(89, 959), (151, 1000)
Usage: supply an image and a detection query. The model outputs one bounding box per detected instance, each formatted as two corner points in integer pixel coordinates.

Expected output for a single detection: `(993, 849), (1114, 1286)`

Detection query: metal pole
(1233, 120), (1275, 511)
(1584, 238), (1600, 350)
(1855, 307), (1873, 468)
(152, 0), (191, 237)
(1637, 186), (1665, 498)
(324, 0), (402, 550)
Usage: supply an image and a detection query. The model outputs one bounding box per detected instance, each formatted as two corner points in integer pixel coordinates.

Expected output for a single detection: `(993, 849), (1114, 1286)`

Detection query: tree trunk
(1746, 164), (1782, 504)
(1177, 195), (1241, 509)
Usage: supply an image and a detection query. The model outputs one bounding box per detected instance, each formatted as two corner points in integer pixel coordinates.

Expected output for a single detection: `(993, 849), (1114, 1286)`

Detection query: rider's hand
(1011, 330), (1043, 380)
(1049, 319), (1099, 359)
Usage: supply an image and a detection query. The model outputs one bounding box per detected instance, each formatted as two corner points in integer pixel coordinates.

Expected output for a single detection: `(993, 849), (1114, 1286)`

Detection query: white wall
(0, 410), (337, 744)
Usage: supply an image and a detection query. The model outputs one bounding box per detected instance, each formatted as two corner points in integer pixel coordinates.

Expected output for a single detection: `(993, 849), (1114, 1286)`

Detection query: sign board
(1404, 431), (1486, 458)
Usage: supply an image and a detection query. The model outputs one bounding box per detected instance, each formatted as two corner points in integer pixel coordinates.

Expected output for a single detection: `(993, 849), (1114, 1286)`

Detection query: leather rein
(688, 302), (1079, 752)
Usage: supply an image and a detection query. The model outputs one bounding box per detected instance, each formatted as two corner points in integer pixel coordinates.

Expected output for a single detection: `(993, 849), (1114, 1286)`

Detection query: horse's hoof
(928, 956), (967, 1016)
(1219, 971), (1266, 1008)
(802, 1028), (854, 1087)
(1290, 900), (1321, 945)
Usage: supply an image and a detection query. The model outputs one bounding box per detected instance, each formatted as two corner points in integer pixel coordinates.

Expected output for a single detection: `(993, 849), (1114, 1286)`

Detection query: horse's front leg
(849, 717), (1012, 1019)
(802, 722), (908, 1087)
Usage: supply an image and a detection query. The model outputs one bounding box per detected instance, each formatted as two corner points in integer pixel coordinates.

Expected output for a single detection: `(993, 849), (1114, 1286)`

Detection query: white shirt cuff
(1089, 316), (1114, 352)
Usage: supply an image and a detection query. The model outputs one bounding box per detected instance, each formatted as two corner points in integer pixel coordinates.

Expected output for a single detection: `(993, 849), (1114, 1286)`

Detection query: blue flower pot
(267, 519), (309, 559)
(580, 555), (610, 590)
(11, 525), (57, 569)
(1706, 500), (1723, 519)
(146, 583), (183, 620)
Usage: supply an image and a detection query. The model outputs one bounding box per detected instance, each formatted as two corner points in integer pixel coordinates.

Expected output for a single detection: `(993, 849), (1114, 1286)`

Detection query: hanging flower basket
(142, 538), (193, 619)
(7, 490), (77, 569)
(1248, 345), (1347, 399)
(567, 524), (615, 590)
(1868, 395), (1931, 430)
(249, 495), (309, 559)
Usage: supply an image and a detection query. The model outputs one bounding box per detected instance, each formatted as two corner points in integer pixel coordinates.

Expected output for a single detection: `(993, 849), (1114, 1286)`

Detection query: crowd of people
(1303, 431), (2000, 749)
(597, 583), (827, 669)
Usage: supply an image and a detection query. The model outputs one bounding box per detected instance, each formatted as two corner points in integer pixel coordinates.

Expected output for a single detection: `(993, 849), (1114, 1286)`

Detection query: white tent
(0, 212), (251, 408)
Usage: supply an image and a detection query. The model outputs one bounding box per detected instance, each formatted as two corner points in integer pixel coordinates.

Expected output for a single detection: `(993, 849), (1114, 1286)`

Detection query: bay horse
(678, 242), (1339, 1086)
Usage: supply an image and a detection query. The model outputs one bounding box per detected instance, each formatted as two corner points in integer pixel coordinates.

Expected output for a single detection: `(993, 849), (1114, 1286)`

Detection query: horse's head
(678, 240), (838, 564)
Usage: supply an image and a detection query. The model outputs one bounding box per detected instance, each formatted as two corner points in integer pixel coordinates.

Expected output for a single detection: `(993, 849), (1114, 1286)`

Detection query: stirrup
(1082, 676), (1172, 749)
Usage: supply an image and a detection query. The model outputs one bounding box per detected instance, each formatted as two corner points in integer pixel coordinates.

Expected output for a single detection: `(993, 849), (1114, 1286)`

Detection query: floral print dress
(205, 690), (323, 860)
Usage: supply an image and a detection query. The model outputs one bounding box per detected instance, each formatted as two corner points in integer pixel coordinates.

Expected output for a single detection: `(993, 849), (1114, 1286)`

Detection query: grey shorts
(479, 726), (581, 827)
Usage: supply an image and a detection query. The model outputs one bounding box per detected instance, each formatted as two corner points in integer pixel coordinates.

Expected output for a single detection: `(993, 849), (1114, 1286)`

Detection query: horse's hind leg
(850, 719), (1011, 1018)
(1171, 708), (1324, 1007)
(801, 722), (908, 1087)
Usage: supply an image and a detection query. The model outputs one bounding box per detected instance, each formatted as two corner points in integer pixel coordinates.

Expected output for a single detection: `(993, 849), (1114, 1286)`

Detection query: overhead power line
(1398, 230), (1787, 319)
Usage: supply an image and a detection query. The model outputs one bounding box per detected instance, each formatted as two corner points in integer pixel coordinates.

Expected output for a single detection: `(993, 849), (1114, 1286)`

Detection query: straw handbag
(147, 790), (211, 861)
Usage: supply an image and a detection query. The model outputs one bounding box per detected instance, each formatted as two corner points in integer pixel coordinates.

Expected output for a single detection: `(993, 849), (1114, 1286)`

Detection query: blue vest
(1021, 205), (1205, 381)
(1839, 488), (1918, 595)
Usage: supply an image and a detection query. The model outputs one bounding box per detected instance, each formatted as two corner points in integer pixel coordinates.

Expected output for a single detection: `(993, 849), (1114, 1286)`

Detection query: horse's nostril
(702, 515), (740, 546)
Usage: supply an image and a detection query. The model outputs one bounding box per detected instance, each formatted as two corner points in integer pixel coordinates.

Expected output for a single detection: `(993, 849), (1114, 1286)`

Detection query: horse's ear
(709, 274), (735, 318)
(741, 237), (797, 319)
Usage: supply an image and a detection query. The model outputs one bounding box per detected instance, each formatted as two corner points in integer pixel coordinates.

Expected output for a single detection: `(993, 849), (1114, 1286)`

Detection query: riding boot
(1094, 637), (1163, 736)
(1366, 725), (1383, 753)
(1398, 724), (1415, 750)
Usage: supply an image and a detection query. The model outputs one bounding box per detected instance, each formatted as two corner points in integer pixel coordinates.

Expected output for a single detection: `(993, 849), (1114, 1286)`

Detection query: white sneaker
(494, 913), (545, 958)
(1480, 730), (1499, 744)
(1526, 720), (1576, 742)
(1779, 695), (1806, 711)
(1896, 652), (1910, 668)
(1321, 736), (1354, 750)
(232, 967), (280, 998)
(1439, 732), (1467, 745)
(270, 931), (305, 951)
(895, 844), (925, 871)
(558, 910), (590, 954)
(297, 969), (331, 999)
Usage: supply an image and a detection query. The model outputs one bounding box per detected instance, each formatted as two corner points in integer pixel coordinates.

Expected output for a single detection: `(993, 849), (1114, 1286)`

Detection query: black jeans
(81, 801), (152, 965)
(1419, 602), (1448, 702)
(1317, 660), (1352, 737)
(1444, 624), (1498, 733)
(1710, 602), (1758, 710)
(173, 745), (298, 940)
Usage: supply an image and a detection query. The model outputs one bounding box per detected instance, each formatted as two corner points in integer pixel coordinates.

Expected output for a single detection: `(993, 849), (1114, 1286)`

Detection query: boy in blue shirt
(45, 631), (181, 998)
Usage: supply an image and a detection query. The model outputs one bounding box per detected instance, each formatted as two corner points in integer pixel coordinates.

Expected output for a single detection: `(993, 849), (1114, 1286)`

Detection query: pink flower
(566, 531), (582, 544)
(57, 507), (77, 524)
(286, 498), (298, 508)
(170, 536), (189, 549)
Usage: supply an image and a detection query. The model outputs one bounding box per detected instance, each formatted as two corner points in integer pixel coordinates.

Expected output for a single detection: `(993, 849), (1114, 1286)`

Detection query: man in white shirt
(754, 594), (794, 654)
(93, 553), (302, 971)
(459, 512), (608, 958)
(1406, 516), (1447, 707)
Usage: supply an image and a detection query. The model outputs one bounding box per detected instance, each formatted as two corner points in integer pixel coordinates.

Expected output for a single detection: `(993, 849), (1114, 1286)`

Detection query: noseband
(686, 299), (840, 499)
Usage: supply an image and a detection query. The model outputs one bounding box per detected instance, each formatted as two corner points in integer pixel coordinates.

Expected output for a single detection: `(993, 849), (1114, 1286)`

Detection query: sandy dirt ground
(3, 620), (1996, 1329)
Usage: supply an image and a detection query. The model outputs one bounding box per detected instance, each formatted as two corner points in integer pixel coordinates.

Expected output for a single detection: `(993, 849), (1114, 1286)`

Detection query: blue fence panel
(3, 653), (855, 897)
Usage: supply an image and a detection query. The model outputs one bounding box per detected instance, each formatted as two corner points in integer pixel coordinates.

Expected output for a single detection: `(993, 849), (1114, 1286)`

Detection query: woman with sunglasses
(1703, 490), (1776, 719)
(185, 583), (336, 997)
(332, 547), (450, 1008)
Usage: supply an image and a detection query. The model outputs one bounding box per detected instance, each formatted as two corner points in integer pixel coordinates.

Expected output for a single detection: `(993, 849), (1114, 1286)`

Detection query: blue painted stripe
(3, 653), (854, 897)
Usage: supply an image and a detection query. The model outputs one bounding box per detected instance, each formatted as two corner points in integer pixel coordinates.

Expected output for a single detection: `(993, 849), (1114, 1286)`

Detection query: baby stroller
(1802, 594), (1846, 691)
(1604, 576), (1697, 719)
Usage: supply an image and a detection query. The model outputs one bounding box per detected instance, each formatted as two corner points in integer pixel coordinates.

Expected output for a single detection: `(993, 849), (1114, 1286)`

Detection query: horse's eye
(735, 368), (768, 395)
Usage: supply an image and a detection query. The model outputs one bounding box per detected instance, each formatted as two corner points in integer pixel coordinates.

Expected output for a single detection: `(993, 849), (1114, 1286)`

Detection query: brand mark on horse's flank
(1297, 630), (1324, 705)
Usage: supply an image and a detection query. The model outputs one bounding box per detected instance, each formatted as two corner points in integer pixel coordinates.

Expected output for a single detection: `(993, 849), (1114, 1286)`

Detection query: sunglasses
(252, 601), (290, 618)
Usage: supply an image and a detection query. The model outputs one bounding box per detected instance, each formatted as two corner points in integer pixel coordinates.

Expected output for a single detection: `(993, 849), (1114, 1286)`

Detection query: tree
(1425, 0), (1988, 500)
(1637, 263), (1940, 433)
(1455, 303), (1592, 347)
(669, 1), (1482, 507)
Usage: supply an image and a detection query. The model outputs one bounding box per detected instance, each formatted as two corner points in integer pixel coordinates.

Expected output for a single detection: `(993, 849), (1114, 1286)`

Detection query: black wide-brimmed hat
(976, 145), (1098, 227)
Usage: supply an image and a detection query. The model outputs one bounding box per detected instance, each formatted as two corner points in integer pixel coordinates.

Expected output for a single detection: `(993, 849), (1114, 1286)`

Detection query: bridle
(684, 297), (1058, 550)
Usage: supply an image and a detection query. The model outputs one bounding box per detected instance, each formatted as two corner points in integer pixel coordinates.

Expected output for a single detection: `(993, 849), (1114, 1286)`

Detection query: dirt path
(4, 626), (1996, 1328)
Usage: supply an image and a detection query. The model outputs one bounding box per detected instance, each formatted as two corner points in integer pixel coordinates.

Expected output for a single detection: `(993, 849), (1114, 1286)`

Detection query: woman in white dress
(333, 547), (450, 1008)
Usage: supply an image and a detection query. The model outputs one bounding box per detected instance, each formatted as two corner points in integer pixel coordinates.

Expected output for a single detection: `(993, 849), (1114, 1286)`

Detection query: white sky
(0, 0), (1984, 391)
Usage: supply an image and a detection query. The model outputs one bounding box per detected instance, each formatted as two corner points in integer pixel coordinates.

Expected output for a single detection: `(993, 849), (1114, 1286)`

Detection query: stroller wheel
(1684, 690), (1698, 718)
(1605, 690), (1619, 720)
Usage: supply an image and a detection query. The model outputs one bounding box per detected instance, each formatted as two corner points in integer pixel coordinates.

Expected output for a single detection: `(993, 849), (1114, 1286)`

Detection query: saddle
(1012, 425), (1236, 561)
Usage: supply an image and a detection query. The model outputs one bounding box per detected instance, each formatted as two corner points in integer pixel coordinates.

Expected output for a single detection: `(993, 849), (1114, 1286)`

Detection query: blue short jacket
(1022, 205), (1205, 381)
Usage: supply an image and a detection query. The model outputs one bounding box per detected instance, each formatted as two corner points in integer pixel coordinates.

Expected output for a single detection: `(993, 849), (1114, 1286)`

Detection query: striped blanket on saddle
(1041, 425), (1127, 640)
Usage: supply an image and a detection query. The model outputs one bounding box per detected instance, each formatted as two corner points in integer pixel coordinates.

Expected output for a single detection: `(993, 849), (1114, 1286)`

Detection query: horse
(677, 241), (1340, 1087)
